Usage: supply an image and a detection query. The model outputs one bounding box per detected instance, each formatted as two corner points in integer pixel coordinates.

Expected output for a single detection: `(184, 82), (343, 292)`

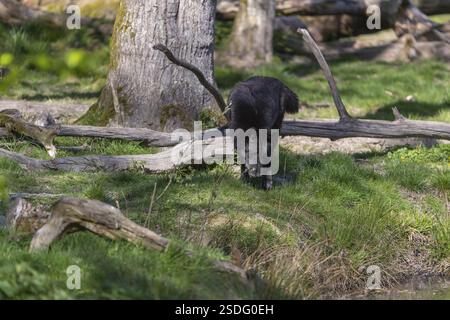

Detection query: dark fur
(222, 76), (299, 190)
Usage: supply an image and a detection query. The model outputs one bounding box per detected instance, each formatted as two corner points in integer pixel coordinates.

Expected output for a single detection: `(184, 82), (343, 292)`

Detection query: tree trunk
(225, 0), (276, 68)
(83, 0), (219, 131)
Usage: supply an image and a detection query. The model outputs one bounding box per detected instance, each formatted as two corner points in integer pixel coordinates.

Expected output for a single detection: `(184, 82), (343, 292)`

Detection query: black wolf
(221, 76), (299, 190)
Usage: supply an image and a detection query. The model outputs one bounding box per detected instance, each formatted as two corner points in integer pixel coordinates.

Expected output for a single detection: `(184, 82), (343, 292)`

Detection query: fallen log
(282, 116), (450, 141)
(0, 109), (58, 158)
(1, 110), (449, 172)
(306, 38), (450, 63)
(0, 136), (234, 172)
(24, 197), (249, 281)
(58, 125), (176, 146)
(218, 0), (450, 44)
(218, 0), (450, 20)
(5, 197), (50, 233)
(0, 99), (89, 124)
(0, 123), (178, 147)
(2, 113), (449, 147)
(0, 0), (112, 35)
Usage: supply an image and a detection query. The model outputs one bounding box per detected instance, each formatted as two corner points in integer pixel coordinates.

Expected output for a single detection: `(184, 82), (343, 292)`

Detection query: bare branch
(28, 197), (249, 281)
(298, 28), (352, 121)
(0, 137), (234, 172)
(282, 116), (450, 141)
(392, 107), (406, 121)
(0, 125), (177, 146)
(153, 44), (230, 120)
(0, 110), (58, 157)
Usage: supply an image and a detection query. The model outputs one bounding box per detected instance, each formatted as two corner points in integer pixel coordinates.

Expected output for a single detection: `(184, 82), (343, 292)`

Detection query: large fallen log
(0, 125), (177, 146)
(1, 111), (449, 172)
(305, 38), (450, 63)
(0, 136), (234, 172)
(2, 114), (450, 145)
(219, 0), (450, 44)
(218, 0), (450, 20)
(16, 196), (249, 281)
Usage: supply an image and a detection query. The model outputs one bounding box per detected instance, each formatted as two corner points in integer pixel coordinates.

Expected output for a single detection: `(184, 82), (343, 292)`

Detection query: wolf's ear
(282, 87), (299, 114)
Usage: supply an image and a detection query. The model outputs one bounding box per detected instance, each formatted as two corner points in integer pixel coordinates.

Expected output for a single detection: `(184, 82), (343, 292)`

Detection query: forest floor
(0, 17), (449, 299)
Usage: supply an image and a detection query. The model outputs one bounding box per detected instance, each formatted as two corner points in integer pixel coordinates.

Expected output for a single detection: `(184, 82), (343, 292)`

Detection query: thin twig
(145, 182), (157, 228)
(156, 176), (172, 201)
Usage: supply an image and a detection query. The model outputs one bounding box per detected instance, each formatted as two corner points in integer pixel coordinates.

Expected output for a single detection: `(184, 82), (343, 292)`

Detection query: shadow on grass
(50, 233), (258, 299)
(366, 100), (450, 120)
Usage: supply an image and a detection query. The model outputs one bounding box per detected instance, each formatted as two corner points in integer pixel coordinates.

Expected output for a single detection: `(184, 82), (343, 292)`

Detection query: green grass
(431, 14), (450, 24)
(0, 22), (108, 104)
(0, 140), (448, 298)
(216, 58), (450, 123)
(0, 19), (449, 299)
(0, 231), (256, 299)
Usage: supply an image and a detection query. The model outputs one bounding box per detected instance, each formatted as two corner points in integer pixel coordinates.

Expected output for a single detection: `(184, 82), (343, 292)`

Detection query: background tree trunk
(83, 0), (218, 131)
(225, 0), (276, 68)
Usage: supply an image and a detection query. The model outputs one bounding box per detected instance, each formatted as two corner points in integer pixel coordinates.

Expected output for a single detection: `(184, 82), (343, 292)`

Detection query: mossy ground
(0, 16), (449, 299)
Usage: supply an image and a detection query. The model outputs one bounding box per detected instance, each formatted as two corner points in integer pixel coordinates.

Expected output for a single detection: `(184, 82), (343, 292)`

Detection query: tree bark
(0, 137), (235, 172)
(5, 197), (50, 233)
(225, 0), (276, 68)
(84, 0), (219, 131)
(0, 125), (177, 146)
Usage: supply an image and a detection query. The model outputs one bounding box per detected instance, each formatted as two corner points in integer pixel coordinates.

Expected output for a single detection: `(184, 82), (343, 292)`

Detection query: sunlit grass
(216, 58), (450, 122)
